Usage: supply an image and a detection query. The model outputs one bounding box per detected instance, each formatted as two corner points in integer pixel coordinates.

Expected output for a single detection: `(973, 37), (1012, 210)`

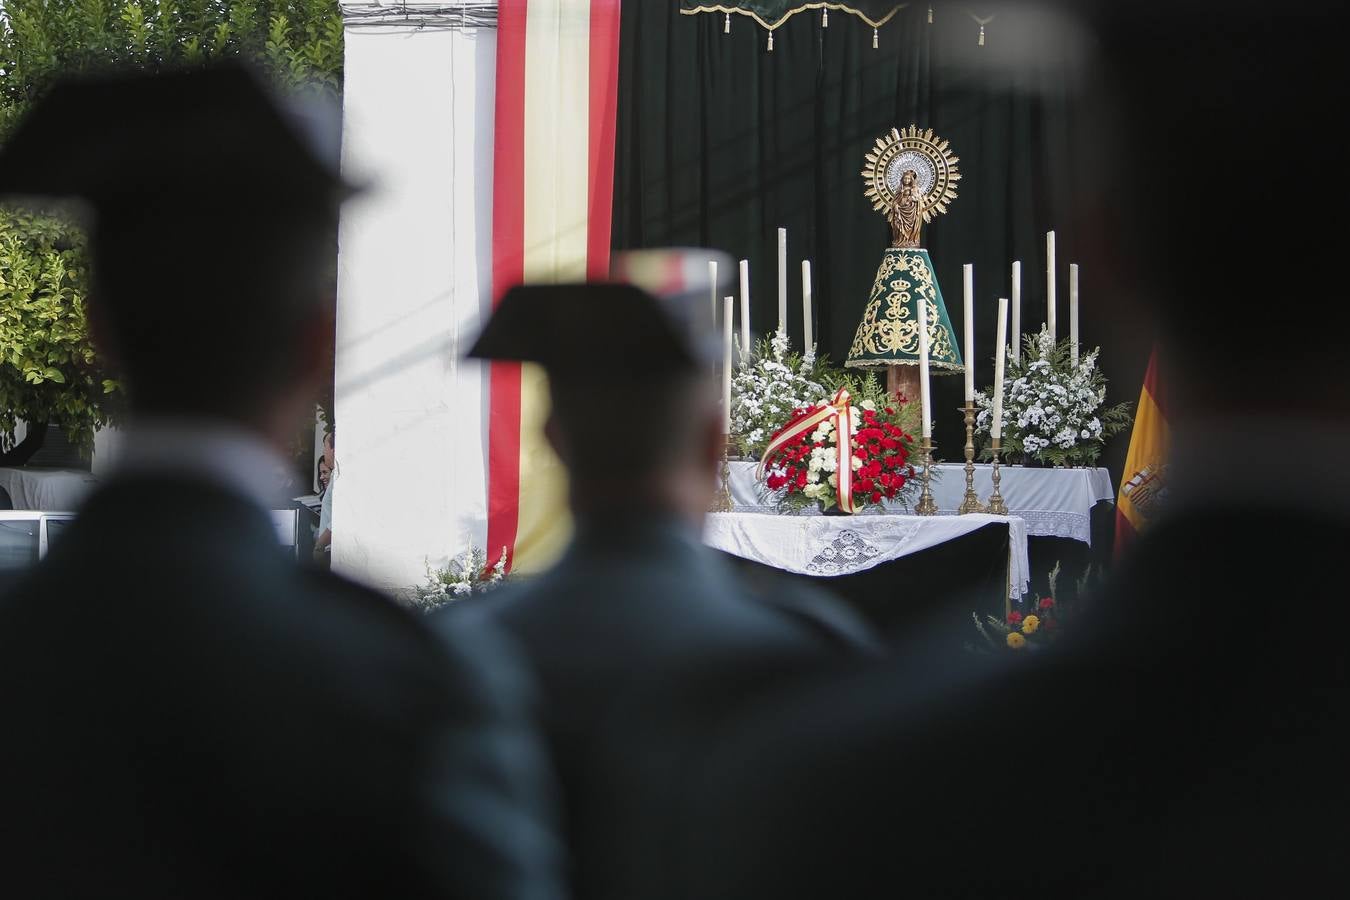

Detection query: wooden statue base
(887, 365), (921, 405)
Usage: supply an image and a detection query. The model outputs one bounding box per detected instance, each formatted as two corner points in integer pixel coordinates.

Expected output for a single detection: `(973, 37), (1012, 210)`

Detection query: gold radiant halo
(861, 125), (961, 223)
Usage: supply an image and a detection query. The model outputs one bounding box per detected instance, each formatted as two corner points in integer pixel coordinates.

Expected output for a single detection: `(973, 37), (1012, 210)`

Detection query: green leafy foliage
(0, 0), (344, 450)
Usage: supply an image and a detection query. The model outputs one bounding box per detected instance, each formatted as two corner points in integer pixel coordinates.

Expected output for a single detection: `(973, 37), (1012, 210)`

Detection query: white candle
(777, 227), (788, 335)
(1010, 260), (1022, 364)
(962, 263), (975, 402)
(738, 258), (750, 349)
(1069, 263), (1080, 367)
(709, 259), (718, 329)
(801, 259), (814, 352)
(917, 298), (932, 440)
(740, 293), (751, 357)
(992, 297), (1008, 440)
(1046, 230), (1056, 341)
(722, 296), (734, 436)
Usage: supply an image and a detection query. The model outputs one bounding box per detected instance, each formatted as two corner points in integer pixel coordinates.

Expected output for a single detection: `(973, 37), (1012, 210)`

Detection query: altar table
(728, 461), (1114, 545)
(705, 511), (1030, 601)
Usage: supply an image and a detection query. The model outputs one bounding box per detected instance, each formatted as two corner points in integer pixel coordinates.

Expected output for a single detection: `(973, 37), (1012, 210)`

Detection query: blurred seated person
(314, 428), (335, 561)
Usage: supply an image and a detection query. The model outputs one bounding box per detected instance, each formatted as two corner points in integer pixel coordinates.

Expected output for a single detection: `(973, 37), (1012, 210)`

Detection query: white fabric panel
(729, 461), (1114, 545)
(704, 511), (1030, 600)
(333, 24), (496, 591)
(0, 467), (97, 511)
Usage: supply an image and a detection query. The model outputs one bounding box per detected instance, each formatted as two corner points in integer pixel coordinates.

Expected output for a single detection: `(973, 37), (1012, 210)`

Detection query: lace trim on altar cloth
(805, 529), (883, 575)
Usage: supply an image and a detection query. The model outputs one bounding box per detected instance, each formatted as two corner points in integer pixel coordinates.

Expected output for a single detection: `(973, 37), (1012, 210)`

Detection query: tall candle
(738, 258), (750, 350)
(801, 259), (814, 352)
(962, 263), (975, 402)
(709, 259), (718, 328)
(740, 293), (751, 356)
(1010, 260), (1022, 363)
(992, 297), (1009, 440)
(777, 227), (788, 335)
(1069, 263), (1080, 367)
(1046, 230), (1057, 340)
(722, 296), (734, 436)
(917, 298), (932, 440)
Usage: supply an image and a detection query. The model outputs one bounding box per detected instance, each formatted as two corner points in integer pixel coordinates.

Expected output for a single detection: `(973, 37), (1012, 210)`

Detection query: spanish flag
(487, 0), (622, 573)
(1114, 348), (1169, 559)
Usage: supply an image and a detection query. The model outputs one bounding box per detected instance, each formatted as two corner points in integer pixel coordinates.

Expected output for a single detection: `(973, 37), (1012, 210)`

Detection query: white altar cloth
(0, 468), (98, 512)
(704, 511), (1030, 600)
(728, 461), (1113, 545)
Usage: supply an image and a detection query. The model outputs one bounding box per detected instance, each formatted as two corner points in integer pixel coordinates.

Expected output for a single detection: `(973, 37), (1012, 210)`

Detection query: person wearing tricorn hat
(0, 65), (563, 900)
(436, 248), (878, 899)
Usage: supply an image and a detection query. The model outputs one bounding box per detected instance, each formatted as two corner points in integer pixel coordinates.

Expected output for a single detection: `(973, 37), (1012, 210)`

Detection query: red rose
(766, 473), (787, 491)
(1008, 611), (1024, 625)
(1038, 597), (1055, 610)
(869, 491), (882, 504)
(885, 407), (895, 415)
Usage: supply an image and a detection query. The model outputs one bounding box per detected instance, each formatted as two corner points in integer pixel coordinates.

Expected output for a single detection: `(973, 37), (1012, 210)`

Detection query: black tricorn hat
(468, 282), (722, 381)
(0, 62), (354, 221)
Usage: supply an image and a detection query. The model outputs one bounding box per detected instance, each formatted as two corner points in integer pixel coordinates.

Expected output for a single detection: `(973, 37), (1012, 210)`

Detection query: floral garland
(974, 328), (1132, 467)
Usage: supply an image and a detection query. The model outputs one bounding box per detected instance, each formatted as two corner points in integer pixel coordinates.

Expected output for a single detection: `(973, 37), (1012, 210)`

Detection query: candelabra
(914, 436), (938, 515)
(985, 436), (1009, 515)
(957, 401), (985, 514)
(710, 439), (734, 512)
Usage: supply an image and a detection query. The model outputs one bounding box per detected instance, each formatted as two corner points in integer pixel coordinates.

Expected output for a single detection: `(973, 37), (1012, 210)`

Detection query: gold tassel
(822, 8), (828, 27)
(928, 5), (934, 24)
(873, 27), (879, 49)
(768, 31), (774, 51)
(724, 12), (730, 34)
(978, 24), (985, 46)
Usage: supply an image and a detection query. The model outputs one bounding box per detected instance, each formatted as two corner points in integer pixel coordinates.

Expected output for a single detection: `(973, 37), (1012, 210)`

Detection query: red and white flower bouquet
(758, 386), (918, 514)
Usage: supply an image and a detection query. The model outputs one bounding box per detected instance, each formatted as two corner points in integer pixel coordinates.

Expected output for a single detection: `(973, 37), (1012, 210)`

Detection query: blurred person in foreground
(630, 3), (1349, 898)
(0, 65), (562, 900)
(438, 252), (878, 898)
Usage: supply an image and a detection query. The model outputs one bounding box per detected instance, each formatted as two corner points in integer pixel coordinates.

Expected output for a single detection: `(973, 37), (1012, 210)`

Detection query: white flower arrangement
(406, 545), (510, 614)
(730, 331), (828, 458)
(974, 328), (1132, 467)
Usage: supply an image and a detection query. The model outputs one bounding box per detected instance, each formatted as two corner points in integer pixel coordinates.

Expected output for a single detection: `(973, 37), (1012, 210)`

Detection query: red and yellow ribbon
(758, 387), (857, 513)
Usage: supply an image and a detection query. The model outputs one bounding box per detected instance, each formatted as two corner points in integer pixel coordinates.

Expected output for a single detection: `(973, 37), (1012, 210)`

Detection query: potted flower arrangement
(971, 561), (1098, 653)
(405, 545), (510, 614)
(758, 383), (918, 514)
(973, 328), (1132, 467)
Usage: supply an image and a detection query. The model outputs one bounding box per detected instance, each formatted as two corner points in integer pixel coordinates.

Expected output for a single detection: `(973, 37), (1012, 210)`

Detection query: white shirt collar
(113, 420), (295, 512)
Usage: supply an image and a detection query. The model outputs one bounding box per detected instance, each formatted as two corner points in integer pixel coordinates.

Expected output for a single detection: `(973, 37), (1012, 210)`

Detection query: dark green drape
(613, 3), (1146, 461)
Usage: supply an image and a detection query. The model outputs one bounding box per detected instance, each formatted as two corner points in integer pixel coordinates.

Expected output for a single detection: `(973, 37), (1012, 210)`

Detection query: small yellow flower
(1006, 632), (1027, 649)
(1021, 615), (1040, 635)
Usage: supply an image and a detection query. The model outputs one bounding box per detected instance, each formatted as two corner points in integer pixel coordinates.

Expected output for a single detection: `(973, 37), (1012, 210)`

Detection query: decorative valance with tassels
(680, 3), (997, 51)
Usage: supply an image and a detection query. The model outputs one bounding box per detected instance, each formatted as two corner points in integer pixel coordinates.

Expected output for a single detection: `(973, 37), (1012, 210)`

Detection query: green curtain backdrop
(613, 2), (1147, 459)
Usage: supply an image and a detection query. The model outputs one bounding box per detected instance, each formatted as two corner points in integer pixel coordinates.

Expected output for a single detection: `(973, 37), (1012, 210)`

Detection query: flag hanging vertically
(487, 0), (622, 573)
(1114, 348), (1169, 559)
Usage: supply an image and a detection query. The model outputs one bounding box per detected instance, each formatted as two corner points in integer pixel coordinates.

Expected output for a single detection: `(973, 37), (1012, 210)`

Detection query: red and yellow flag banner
(488, 0), (622, 573)
(1114, 347), (1169, 559)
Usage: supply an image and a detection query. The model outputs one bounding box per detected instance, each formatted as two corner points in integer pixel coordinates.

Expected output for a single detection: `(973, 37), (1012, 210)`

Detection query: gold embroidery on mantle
(846, 250), (960, 368)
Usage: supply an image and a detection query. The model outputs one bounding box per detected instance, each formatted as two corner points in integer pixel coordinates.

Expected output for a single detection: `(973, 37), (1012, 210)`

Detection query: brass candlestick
(915, 437), (938, 515)
(711, 439), (734, 513)
(957, 401), (985, 514)
(986, 436), (1009, 515)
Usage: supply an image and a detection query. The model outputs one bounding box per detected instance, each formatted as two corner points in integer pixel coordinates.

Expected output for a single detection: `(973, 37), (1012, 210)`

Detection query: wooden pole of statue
(888, 365), (921, 405)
